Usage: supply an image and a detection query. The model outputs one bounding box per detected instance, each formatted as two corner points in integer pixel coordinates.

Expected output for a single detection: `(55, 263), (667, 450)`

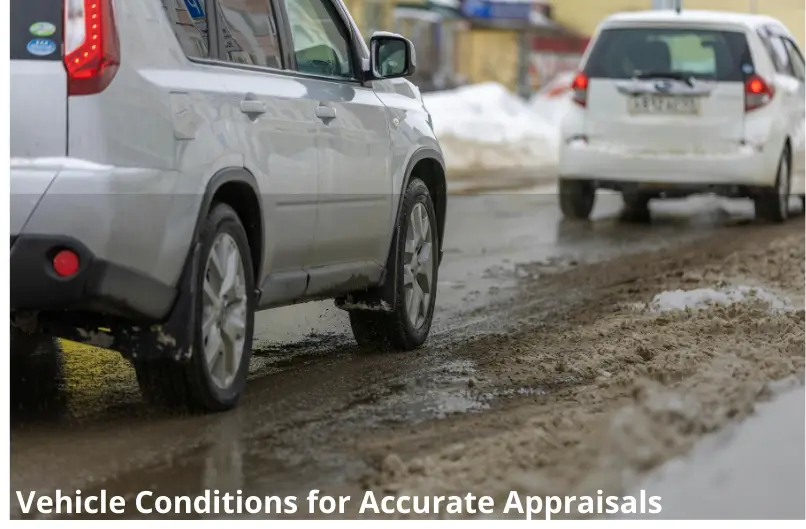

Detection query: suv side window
(162, 0), (210, 58)
(215, 0), (283, 68)
(783, 38), (805, 81)
(283, 0), (356, 80)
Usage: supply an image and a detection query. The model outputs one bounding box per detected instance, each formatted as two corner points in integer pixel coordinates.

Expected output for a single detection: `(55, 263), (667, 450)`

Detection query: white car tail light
(744, 74), (775, 112)
(571, 72), (589, 108)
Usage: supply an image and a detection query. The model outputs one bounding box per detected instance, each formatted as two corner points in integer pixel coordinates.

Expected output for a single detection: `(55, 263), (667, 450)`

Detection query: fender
(158, 167), (265, 361)
(189, 167), (264, 264)
(336, 147), (446, 312)
(395, 146), (447, 264)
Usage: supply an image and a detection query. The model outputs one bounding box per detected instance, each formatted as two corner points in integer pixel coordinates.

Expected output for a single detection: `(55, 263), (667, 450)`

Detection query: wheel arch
(335, 147), (447, 312)
(192, 167), (265, 280)
(398, 147), (447, 264)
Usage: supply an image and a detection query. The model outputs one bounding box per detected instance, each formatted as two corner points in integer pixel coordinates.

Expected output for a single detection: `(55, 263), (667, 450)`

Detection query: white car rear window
(585, 27), (753, 82)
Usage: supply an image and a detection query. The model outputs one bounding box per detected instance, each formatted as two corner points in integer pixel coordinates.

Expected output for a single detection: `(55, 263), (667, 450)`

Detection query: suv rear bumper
(11, 158), (193, 321)
(10, 233), (176, 320)
(558, 141), (778, 187)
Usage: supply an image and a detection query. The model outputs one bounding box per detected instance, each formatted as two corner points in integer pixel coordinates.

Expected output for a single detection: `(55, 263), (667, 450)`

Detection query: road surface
(10, 189), (805, 519)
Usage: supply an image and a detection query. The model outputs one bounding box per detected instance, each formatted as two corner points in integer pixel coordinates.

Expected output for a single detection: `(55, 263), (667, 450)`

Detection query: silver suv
(10, 0), (447, 412)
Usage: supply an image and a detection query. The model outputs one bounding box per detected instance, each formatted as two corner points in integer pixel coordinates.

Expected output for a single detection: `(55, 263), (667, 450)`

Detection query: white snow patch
(423, 83), (560, 173)
(645, 285), (795, 315)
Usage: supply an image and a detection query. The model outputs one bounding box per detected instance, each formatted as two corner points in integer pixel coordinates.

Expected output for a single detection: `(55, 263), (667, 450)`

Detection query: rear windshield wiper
(633, 71), (694, 87)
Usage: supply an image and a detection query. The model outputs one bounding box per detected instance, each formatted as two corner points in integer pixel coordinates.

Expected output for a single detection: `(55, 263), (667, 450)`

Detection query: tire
(621, 192), (652, 223)
(134, 203), (256, 412)
(349, 178), (439, 351)
(754, 148), (790, 223)
(10, 327), (66, 419)
(559, 179), (596, 220)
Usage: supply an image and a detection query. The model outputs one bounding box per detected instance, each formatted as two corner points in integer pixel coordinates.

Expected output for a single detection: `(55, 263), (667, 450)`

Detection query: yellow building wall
(344, 0), (396, 37)
(552, 0), (805, 47)
(456, 29), (521, 91)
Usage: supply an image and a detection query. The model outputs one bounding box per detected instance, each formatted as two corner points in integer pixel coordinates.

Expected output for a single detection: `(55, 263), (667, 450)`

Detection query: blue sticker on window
(184, 0), (205, 19)
(742, 63), (754, 74)
(26, 38), (57, 57)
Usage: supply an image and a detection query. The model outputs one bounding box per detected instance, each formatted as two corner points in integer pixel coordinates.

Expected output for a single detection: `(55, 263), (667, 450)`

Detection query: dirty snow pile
(644, 285), (795, 315)
(423, 83), (560, 175)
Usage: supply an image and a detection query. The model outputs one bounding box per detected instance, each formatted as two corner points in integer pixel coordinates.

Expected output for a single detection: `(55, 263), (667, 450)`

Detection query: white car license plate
(628, 95), (699, 115)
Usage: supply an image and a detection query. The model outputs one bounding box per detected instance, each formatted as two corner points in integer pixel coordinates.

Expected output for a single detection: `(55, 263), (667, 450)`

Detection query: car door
(782, 37), (806, 191)
(279, 0), (393, 290)
(762, 30), (802, 166)
(209, 0), (320, 306)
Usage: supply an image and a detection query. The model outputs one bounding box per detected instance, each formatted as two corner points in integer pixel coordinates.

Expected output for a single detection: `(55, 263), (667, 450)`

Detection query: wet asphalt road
(10, 188), (770, 519)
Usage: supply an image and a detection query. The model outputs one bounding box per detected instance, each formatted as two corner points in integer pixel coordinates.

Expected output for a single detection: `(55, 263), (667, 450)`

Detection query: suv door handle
(240, 99), (267, 115)
(315, 105), (336, 120)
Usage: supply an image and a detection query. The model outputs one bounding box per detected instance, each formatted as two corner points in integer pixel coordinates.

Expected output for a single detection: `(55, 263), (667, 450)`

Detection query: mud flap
(334, 224), (400, 312)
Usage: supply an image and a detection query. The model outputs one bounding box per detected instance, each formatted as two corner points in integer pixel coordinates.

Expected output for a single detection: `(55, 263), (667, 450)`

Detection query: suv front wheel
(349, 178), (439, 351)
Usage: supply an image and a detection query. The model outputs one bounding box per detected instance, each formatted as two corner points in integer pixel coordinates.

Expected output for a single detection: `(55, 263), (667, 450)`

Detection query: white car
(558, 9), (806, 222)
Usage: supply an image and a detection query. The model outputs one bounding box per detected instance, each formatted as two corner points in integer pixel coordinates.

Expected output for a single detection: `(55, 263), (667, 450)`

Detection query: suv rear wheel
(754, 148), (790, 223)
(559, 179), (596, 220)
(10, 327), (66, 418)
(349, 178), (439, 351)
(134, 203), (256, 412)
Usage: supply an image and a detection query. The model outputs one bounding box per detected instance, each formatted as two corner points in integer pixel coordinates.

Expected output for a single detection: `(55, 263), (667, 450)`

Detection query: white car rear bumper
(558, 140), (778, 188)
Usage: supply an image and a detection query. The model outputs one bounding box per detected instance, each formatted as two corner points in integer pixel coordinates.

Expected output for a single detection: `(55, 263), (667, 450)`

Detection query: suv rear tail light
(64, 0), (120, 96)
(571, 72), (589, 107)
(53, 249), (80, 278)
(744, 74), (774, 112)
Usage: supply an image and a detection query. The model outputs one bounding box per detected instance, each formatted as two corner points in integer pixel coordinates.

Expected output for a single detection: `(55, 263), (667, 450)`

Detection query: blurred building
(553, 0), (805, 48)
(387, 0), (804, 95)
(394, 0), (467, 92)
(344, 0), (396, 36)
(390, 0), (588, 95)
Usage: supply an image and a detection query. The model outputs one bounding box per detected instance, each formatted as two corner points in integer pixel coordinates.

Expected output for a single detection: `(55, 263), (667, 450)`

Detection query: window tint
(585, 28), (752, 82)
(284, 0), (355, 79)
(758, 29), (795, 75)
(11, 0), (64, 61)
(216, 0), (282, 68)
(162, 0), (210, 58)
(783, 39), (805, 80)
(769, 36), (795, 75)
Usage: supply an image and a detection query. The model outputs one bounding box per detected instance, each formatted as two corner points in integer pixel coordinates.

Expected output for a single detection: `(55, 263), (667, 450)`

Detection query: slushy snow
(646, 285), (795, 314)
(422, 83), (560, 173)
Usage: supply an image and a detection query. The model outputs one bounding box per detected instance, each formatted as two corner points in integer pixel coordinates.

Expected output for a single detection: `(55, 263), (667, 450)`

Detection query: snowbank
(423, 83), (560, 178)
(626, 383), (805, 519)
(645, 285), (795, 315)
(529, 93), (572, 142)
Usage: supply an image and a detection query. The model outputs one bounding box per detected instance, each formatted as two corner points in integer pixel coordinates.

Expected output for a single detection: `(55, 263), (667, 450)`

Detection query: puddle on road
(340, 360), (489, 426)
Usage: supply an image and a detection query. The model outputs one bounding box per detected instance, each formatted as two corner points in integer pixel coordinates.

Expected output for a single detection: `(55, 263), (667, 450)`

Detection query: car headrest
(630, 40), (672, 72)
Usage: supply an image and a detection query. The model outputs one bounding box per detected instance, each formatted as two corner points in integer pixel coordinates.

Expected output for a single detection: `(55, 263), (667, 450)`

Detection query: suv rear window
(11, 0), (63, 61)
(585, 27), (752, 82)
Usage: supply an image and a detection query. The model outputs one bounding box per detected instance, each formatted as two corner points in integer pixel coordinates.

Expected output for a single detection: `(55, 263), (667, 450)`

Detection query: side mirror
(367, 32), (416, 80)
